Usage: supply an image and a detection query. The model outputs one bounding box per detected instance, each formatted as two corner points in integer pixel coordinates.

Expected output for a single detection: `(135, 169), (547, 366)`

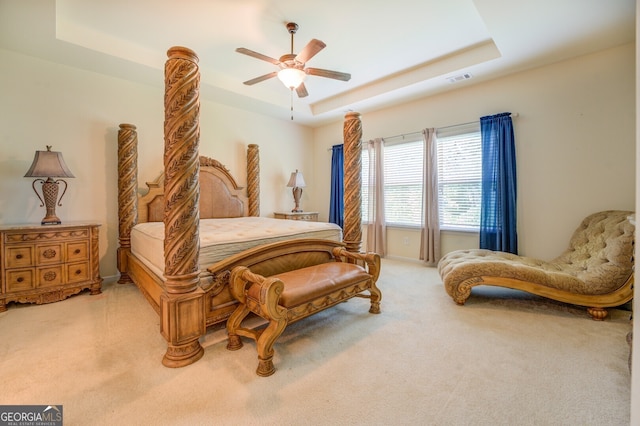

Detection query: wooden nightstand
(273, 212), (319, 222)
(0, 222), (102, 312)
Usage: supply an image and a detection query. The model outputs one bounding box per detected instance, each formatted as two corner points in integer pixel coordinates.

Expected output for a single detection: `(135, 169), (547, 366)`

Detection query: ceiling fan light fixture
(278, 68), (306, 89)
(237, 22), (349, 102)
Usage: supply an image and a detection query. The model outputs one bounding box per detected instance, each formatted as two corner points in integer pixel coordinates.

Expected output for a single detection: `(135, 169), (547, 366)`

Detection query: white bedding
(131, 217), (342, 278)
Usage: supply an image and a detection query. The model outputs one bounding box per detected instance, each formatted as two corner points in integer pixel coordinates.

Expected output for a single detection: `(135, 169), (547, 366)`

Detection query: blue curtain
(329, 144), (344, 228)
(479, 112), (518, 254)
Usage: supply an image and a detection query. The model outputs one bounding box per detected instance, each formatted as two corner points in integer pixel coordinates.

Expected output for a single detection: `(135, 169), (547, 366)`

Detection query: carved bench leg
(256, 317), (288, 377)
(227, 335), (243, 351)
(226, 304), (250, 351)
(369, 282), (382, 314)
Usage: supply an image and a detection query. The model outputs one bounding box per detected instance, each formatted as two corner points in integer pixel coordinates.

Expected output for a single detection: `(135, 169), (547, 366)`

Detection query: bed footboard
(205, 238), (346, 327)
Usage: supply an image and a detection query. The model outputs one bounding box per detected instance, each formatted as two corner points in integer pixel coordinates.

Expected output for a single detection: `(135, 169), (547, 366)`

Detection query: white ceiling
(0, 0), (635, 127)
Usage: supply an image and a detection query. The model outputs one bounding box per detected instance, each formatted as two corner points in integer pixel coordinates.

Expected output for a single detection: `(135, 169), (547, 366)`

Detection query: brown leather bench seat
(226, 247), (382, 376)
(270, 262), (375, 308)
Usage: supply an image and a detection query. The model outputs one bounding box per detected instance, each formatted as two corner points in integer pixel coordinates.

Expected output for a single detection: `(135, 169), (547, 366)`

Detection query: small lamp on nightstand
(287, 169), (306, 213)
(24, 146), (75, 225)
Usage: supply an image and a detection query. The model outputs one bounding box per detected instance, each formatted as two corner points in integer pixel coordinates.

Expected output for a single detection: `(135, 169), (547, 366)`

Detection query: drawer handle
(15, 254), (23, 259)
(44, 271), (57, 281)
(74, 249), (81, 254)
(75, 270), (82, 275)
(42, 249), (57, 259)
(17, 277), (24, 283)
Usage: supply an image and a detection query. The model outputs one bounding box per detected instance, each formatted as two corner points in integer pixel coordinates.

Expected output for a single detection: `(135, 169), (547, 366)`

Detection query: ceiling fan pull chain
(290, 88), (294, 120)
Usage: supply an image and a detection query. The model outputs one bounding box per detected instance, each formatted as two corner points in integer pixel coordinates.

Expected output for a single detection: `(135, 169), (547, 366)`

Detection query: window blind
(436, 124), (481, 230)
(361, 139), (423, 227)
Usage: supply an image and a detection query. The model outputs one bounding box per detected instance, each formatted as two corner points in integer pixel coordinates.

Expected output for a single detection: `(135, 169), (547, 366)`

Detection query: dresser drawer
(6, 268), (35, 292)
(66, 262), (90, 283)
(273, 212), (319, 222)
(291, 213), (317, 221)
(36, 244), (63, 265)
(4, 227), (90, 243)
(37, 266), (64, 288)
(5, 246), (34, 268)
(67, 241), (89, 262)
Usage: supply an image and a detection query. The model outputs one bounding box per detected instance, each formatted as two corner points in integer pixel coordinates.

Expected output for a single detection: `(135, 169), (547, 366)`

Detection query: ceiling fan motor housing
(286, 22), (299, 34)
(279, 53), (302, 69)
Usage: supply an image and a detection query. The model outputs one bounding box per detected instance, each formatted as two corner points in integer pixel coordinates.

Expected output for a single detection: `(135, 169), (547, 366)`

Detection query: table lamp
(287, 169), (306, 212)
(24, 146), (75, 225)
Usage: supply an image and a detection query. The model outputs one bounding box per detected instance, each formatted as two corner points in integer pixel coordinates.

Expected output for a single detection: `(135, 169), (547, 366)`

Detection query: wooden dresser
(0, 222), (102, 312)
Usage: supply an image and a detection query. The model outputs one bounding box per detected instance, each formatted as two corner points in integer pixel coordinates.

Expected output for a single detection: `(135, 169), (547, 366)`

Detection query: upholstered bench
(226, 247), (382, 376)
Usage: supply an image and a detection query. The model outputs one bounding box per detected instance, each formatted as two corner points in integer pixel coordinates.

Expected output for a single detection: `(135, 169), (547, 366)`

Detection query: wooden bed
(116, 46), (365, 367)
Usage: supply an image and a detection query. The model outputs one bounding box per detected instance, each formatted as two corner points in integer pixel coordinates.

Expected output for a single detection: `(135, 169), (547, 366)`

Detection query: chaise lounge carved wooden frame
(438, 210), (634, 320)
(116, 46), (368, 367)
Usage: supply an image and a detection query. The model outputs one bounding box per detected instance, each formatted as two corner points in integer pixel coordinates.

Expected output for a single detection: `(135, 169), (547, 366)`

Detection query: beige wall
(0, 42), (634, 275)
(0, 48), (314, 279)
(312, 43), (635, 261)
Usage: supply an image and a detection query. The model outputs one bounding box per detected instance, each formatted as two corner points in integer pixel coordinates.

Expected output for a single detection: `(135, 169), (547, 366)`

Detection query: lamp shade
(287, 170), (306, 188)
(24, 147), (75, 178)
(277, 68), (306, 89)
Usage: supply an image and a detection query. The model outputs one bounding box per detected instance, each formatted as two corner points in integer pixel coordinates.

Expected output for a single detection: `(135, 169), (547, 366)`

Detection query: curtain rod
(327, 113), (519, 150)
(384, 113), (519, 142)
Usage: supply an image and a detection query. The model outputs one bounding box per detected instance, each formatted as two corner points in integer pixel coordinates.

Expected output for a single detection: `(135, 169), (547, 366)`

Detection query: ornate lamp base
(41, 216), (62, 225)
(33, 178), (67, 225)
(291, 186), (303, 212)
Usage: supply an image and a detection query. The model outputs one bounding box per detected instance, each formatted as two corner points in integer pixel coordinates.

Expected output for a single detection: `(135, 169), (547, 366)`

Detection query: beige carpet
(0, 259), (631, 425)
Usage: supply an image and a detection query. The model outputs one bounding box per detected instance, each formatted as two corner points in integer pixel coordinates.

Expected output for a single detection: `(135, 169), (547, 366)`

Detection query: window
(362, 139), (423, 227)
(436, 124), (481, 230)
(361, 122), (482, 231)
(384, 141), (424, 226)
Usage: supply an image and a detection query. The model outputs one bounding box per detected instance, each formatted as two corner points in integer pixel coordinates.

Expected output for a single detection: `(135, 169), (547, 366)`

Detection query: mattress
(130, 217), (343, 278)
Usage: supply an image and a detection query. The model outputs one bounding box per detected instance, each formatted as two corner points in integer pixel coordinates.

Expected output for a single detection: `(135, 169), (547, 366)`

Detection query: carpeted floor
(0, 259), (631, 425)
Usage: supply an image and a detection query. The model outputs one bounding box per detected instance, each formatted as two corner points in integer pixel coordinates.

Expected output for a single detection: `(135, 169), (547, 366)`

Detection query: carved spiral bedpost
(117, 123), (138, 284)
(160, 46), (205, 368)
(343, 112), (363, 254)
(247, 144), (260, 217)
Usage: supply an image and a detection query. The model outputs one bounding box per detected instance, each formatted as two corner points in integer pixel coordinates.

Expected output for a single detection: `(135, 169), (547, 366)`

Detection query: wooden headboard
(138, 156), (249, 223)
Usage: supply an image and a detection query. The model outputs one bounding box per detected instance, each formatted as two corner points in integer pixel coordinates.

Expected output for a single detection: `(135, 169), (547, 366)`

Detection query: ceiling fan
(236, 22), (351, 98)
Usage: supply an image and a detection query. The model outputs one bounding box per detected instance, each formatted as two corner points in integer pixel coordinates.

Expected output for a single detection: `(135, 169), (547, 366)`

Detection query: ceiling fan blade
(242, 72), (278, 85)
(295, 39), (326, 64)
(296, 83), (309, 98)
(306, 67), (351, 81)
(236, 48), (281, 65)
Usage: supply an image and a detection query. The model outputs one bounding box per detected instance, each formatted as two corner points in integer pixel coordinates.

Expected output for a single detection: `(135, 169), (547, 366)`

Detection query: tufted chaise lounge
(438, 210), (634, 320)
